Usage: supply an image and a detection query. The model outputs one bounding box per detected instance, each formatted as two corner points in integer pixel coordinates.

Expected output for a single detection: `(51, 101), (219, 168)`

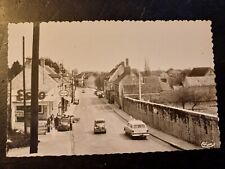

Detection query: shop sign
(16, 90), (46, 101)
(59, 90), (69, 97)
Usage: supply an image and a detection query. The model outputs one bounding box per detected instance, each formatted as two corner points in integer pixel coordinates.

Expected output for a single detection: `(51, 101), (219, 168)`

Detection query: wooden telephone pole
(22, 36), (27, 135)
(30, 22), (40, 153)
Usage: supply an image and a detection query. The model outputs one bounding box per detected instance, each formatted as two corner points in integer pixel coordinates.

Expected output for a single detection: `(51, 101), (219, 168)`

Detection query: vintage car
(98, 93), (104, 98)
(94, 119), (106, 134)
(124, 119), (149, 139)
(73, 99), (79, 105)
(57, 117), (72, 131)
(96, 91), (103, 96)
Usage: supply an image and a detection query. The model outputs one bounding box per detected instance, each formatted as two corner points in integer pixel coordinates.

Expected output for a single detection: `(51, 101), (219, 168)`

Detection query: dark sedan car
(94, 119), (106, 134)
(57, 117), (72, 131)
(73, 99), (79, 105)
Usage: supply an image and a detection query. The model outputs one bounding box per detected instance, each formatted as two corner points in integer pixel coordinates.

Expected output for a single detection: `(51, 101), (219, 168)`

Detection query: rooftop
(188, 67), (214, 77)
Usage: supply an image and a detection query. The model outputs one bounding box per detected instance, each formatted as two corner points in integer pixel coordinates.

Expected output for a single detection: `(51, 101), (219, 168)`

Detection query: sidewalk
(7, 128), (73, 157)
(7, 106), (76, 157)
(102, 98), (200, 150)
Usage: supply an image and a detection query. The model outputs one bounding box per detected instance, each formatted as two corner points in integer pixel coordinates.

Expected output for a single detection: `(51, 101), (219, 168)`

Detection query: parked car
(96, 90), (104, 96)
(94, 119), (106, 134)
(124, 119), (149, 139)
(57, 117), (72, 131)
(73, 99), (79, 105)
(96, 91), (101, 96)
(98, 93), (104, 98)
(82, 89), (85, 93)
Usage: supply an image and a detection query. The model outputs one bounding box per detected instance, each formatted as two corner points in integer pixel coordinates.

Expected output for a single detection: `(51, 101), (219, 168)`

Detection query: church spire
(144, 57), (151, 76)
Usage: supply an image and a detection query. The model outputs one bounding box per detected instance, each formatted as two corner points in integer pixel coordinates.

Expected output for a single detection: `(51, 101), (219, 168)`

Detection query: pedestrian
(47, 118), (51, 132)
(50, 114), (54, 128)
(50, 114), (54, 122)
(70, 117), (72, 130)
(54, 116), (59, 129)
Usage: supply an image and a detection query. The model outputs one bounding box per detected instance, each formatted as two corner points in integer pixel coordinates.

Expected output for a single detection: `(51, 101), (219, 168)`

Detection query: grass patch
(7, 129), (30, 149)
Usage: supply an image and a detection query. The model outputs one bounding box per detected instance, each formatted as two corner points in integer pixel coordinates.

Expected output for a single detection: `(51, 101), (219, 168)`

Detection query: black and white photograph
(5, 20), (220, 157)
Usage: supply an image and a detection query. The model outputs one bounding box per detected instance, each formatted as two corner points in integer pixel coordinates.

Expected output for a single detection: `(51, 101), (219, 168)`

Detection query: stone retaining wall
(123, 97), (220, 147)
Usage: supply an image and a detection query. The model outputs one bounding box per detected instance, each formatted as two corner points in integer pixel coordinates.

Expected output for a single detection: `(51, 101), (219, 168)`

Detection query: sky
(8, 21), (214, 73)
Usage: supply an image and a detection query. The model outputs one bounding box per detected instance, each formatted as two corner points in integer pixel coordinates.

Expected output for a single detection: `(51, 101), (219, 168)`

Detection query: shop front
(11, 89), (58, 133)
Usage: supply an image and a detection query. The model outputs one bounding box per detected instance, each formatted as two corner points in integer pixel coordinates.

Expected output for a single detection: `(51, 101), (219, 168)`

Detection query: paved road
(71, 88), (178, 155)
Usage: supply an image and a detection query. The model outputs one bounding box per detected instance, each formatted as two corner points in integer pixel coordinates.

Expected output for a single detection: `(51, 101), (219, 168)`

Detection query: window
(134, 124), (146, 128)
(16, 105), (42, 113)
(42, 105), (47, 115)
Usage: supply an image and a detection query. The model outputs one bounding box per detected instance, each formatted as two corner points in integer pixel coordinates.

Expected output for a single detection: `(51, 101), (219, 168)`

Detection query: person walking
(47, 117), (51, 132)
(54, 115), (59, 129)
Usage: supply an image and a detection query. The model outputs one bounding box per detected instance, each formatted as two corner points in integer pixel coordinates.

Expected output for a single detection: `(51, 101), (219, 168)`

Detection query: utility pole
(22, 36), (27, 135)
(71, 71), (74, 103)
(60, 66), (64, 115)
(8, 79), (12, 132)
(30, 22), (40, 153)
(139, 71), (142, 100)
(74, 76), (76, 99)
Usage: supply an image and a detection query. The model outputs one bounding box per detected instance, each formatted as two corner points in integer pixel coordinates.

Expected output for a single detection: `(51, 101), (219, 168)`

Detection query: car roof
(128, 119), (145, 125)
(95, 118), (105, 122)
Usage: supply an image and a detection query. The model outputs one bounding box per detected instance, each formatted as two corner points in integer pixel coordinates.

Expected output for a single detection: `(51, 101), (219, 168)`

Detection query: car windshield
(95, 120), (105, 123)
(96, 123), (105, 127)
(95, 120), (105, 126)
(133, 124), (146, 129)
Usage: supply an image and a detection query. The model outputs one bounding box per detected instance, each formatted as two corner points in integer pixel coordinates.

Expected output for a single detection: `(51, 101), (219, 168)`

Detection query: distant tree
(95, 76), (101, 90)
(95, 72), (107, 90)
(182, 69), (192, 77)
(177, 87), (214, 110)
(43, 58), (68, 74)
(167, 69), (191, 88)
(177, 88), (191, 109)
(9, 61), (23, 79)
(143, 58), (151, 76)
(44, 58), (53, 67)
(52, 62), (60, 73)
(43, 58), (61, 73)
(189, 90), (204, 110)
(59, 63), (66, 74)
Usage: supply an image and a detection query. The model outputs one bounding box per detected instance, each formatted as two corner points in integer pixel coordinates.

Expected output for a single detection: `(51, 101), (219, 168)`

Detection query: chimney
(125, 58), (129, 67)
(40, 58), (45, 67)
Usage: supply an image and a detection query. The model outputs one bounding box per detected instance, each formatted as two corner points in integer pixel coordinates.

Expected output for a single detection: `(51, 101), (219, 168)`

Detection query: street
(70, 88), (177, 155)
(7, 87), (178, 157)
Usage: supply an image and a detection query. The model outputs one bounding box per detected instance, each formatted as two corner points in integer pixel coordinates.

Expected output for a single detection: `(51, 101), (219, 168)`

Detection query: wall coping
(124, 97), (218, 120)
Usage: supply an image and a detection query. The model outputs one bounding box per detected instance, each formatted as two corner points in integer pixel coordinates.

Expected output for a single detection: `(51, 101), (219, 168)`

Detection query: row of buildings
(8, 58), (72, 130)
(103, 58), (216, 111)
(75, 72), (98, 89)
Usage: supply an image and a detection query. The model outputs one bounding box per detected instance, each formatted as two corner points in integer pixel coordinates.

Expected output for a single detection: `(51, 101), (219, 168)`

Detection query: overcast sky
(8, 21), (214, 73)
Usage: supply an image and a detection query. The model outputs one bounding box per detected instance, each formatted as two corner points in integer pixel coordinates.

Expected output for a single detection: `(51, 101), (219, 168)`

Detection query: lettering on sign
(16, 90), (46, 101)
